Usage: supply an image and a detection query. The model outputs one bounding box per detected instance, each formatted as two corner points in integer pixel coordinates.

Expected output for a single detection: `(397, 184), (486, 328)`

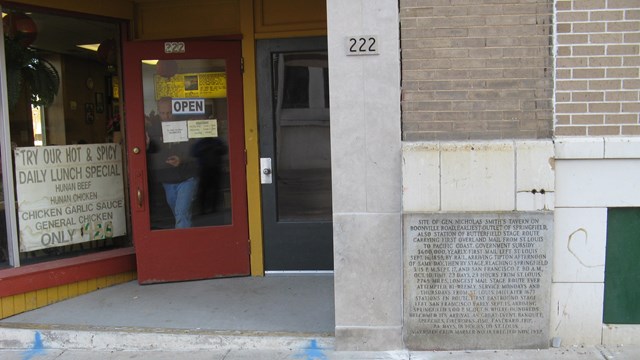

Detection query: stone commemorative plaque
(403, 212), (553, 350)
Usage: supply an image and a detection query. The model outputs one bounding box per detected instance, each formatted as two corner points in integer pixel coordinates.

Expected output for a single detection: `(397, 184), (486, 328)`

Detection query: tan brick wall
(400, 0), (554, 141)
(555, 0), (640, 136)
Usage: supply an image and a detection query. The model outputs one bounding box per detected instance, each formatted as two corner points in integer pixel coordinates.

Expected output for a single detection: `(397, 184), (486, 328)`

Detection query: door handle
(133, 170), (145, 212)
(260, 158), (272, 184)
(137, 187), (143, 208)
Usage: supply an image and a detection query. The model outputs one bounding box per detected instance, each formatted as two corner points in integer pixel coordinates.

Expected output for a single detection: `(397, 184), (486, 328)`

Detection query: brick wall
(400, 0), (554, 141)
(555, 0), (640, 136)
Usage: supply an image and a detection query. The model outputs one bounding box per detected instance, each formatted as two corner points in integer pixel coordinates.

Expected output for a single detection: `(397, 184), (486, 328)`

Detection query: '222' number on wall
(347, 36), (378, 55)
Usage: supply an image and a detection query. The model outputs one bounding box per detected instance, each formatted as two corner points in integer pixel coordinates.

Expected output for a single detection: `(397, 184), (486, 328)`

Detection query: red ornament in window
(3, 12), (38, 46)
(156, 60), (178, 78)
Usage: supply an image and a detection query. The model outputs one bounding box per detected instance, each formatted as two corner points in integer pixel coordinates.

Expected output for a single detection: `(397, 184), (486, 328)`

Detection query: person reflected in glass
(146, 97), (198, 228)
(191, 137), (227, 214)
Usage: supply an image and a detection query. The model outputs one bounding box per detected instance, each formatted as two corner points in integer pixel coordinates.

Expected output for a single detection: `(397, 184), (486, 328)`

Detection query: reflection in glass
(272, 52), (331, 222)
(142, 59), (232, 229)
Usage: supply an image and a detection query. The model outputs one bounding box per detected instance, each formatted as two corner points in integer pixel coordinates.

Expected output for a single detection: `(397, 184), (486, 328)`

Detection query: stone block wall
(328, 0), (403, 351)
(553, 137), (640, 345)
(402, 140), (555, 213)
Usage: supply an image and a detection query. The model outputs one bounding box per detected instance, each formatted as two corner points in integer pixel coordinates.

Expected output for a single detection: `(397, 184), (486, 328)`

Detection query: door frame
(122, 38), (250, 283)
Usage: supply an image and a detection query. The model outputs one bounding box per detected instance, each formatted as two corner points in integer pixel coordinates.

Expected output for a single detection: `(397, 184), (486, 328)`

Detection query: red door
(123, 39), (249, 283)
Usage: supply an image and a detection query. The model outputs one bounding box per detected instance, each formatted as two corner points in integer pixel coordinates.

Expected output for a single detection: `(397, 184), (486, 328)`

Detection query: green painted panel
(604, 208), (640, 324)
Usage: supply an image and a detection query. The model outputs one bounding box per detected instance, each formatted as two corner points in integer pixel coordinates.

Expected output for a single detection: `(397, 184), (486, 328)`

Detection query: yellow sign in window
(154, 72), (226, 99)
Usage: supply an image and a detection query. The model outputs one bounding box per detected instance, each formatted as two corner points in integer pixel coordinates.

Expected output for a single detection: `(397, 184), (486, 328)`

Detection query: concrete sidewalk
(1, 276), (638, 359)
(0, 324), (638, 359)
(0, 344), (638, 360)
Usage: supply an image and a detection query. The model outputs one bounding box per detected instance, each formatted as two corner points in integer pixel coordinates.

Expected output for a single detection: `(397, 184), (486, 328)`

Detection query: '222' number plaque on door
(164, 42), (185, 54)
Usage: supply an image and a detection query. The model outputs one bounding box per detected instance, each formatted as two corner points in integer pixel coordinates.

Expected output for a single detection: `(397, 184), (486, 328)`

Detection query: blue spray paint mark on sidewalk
(21, 331), (45, 360)
(294, 339), (327, 360)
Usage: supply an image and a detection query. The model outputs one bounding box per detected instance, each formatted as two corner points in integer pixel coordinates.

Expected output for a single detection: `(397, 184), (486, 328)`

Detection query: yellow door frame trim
(240, 0), (264, 276)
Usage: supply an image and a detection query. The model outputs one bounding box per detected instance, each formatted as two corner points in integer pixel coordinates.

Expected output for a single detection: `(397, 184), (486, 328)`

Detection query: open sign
(172, 98), (205, 115)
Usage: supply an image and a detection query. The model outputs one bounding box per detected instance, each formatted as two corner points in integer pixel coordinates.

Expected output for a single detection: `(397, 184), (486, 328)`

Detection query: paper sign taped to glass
(14, 144), (127, 252)
(162, 120), (217, 142)
(161, 121), (188, 143)
(188, 119), (218, 138)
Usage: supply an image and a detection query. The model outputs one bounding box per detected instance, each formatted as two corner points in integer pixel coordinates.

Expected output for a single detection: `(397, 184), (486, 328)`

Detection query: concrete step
(0, 322), (334, 351)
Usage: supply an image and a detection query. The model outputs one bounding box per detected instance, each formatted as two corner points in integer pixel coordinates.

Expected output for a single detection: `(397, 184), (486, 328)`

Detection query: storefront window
(0, 6), (129, 268)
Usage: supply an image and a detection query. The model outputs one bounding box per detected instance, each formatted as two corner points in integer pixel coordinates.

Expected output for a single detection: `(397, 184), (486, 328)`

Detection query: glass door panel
(141, 59), (231, 229)
(274, 52), (331, 222)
